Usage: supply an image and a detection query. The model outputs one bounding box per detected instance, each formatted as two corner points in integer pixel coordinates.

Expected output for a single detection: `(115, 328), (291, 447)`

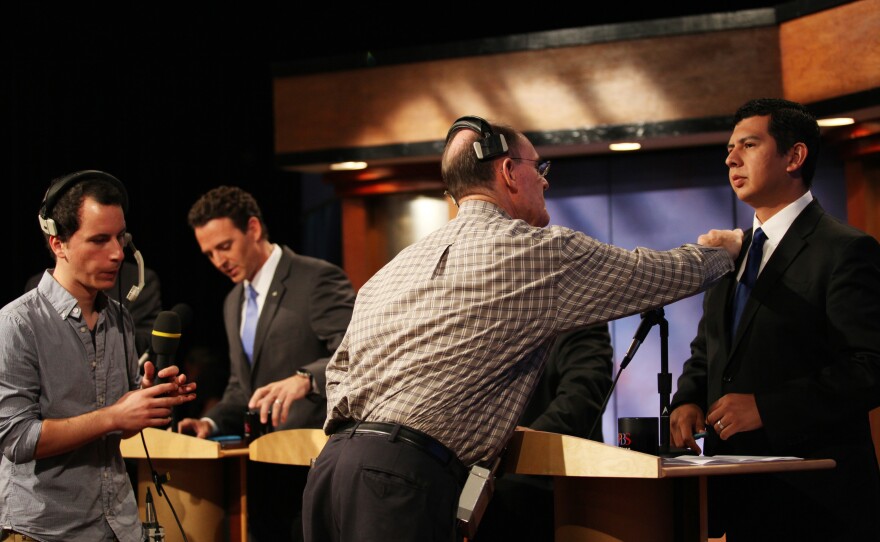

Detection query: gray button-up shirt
(0, 272), (142, 542)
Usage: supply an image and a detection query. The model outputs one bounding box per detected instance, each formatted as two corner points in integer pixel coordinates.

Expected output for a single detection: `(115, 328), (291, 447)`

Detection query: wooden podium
(241, 427), (835, 542)
(121, 428), (249, 542)
(248, 428), (329, 466)
(503, 430), (836, 542)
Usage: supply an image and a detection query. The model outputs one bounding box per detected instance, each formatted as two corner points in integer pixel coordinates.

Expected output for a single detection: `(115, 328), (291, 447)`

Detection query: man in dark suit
(670, 98), (880, 541)
(476, 323), (613, 541)
(178, 185), (356, 541)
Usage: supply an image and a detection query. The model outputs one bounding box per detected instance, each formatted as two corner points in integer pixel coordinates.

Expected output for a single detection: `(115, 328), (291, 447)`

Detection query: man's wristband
(295, 369), (319, 397)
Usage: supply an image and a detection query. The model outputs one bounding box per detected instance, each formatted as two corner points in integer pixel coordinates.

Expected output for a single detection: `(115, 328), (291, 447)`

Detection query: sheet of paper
(663, 455), (803, 465)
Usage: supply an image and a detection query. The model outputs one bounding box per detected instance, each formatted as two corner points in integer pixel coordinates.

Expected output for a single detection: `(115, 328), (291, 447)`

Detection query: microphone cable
(140, 430), (189, 542)
(588, 362), (626, 440)
(116, 271), (133, 387)
(139, 309), (190, 542)
(112, 246), (188, 542)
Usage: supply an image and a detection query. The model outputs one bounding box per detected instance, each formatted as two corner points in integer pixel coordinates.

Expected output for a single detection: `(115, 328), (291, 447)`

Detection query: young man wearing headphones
(0, 171), (197, 542)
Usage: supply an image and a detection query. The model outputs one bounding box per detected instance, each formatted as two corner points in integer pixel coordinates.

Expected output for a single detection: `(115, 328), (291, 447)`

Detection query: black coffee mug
(244, 409), (274, 444)
(617, 417), (659, 455)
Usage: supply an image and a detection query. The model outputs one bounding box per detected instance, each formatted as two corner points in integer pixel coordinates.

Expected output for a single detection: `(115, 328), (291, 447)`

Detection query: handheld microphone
(139, 304), (193, 367)
(150, 305), (192, 431)
(151, 311), (182, 377)
(619, 308), (664, 370)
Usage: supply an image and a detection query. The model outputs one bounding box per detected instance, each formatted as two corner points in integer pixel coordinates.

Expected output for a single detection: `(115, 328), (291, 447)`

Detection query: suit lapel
(251, 248), (291, 370)
(231, 283), (245, 330)
(229, 283), (246, 342)
(228, 283), (253, 380)
(729, 200), (824, 356)
(722, 231), (751, 353)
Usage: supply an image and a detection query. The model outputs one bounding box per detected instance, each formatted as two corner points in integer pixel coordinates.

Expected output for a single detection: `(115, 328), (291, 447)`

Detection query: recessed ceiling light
(609, 142), (642, 152)
(329, 161), (368, 171)
(817, 117), (855, 127)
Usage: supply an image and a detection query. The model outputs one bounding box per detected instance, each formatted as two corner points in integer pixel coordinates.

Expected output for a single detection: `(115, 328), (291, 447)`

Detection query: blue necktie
(242, 284), (259, 364)
(731, 228), (766, 337)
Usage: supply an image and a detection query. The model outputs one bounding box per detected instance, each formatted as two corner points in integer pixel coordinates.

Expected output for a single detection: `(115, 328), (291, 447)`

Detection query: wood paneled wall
(780, 0), (880, 104)
(274, 26), (782, 160)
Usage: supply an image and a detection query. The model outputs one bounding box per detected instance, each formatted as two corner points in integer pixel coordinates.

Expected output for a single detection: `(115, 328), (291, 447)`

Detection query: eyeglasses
(510, 156), (551, 178)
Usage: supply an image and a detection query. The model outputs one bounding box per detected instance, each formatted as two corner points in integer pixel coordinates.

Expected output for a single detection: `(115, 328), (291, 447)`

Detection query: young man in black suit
(670, 98), (880, 541)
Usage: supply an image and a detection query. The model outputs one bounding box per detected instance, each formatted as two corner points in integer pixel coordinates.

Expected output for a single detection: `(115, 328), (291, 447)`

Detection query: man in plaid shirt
(303, 116), (742, 542)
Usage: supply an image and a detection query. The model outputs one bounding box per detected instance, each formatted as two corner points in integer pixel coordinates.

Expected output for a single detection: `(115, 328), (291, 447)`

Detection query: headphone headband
(445, 115), (509, 161)
(38, 170), (128, 236)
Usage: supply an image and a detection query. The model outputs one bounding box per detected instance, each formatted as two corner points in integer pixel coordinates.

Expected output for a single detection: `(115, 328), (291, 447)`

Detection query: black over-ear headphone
(445, 115), (509, 161)
(38, 170), (143, 302)
(38, 170), (129, 237)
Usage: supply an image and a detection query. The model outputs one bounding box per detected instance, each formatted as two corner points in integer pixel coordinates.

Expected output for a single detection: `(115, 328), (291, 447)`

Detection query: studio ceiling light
(330, 161), (368, 171)
(609, 142), (642, 152)
(817, 117), (855, 127)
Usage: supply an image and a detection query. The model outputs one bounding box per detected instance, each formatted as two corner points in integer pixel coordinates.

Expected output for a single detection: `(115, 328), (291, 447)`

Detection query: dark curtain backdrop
(2, 56), (316, 364)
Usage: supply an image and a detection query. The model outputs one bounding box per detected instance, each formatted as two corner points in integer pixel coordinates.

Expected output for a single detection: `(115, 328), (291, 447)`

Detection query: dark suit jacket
(672, 200), (880, 539)
(478, 323), (613, 542)
(205, 246), (355, 435)
(519, 323), (613, 441)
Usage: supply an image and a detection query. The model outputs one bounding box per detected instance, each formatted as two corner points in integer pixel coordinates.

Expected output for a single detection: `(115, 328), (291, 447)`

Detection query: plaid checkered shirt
(326, 200), (732, 465)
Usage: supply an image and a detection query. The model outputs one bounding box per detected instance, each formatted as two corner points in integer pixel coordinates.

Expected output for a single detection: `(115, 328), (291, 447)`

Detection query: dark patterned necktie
(731, 228), (766, 337)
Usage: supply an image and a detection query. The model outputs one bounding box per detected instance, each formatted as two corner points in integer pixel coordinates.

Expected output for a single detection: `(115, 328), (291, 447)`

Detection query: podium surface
(503, 430), (835, 542)
(248, 428), (329, 466)
(122, 429), (248, 542)
(165, 425), (834, 542)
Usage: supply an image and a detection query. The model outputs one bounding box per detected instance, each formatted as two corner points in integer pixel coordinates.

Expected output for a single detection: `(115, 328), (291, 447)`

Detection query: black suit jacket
(478, 323), (614, 542)
(205, 246), (355, 435)
(672, 200), (880, 539)
(519, 323), (613, 441)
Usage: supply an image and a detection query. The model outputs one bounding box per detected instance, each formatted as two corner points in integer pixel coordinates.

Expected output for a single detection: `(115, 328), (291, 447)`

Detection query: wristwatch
(295, 369), (319, 397)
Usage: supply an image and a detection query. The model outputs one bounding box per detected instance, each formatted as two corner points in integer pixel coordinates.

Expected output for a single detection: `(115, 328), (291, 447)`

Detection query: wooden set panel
(780, 0), (880, 104)
(274, 28), (781, 156)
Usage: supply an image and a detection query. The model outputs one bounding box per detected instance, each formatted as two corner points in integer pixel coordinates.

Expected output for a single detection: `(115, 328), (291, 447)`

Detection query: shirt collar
(244, 244), (282, 296)
(36, 270), (107, 321)
(457, 199), (511, 220)
(752, 190), (813, 245)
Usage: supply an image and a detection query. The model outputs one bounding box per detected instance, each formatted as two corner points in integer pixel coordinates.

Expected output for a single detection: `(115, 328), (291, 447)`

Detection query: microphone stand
(588, 308), (665, 440)
(655, 313), (698, 457)
(656, 313), (671, 456)
(589, 307), (695, 457)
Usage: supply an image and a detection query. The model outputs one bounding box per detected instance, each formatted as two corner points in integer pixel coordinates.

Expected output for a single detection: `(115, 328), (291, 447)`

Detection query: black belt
(333, 421), (467, 484)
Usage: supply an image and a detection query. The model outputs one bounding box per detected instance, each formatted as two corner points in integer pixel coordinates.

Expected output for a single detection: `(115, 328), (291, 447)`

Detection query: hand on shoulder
(697, 228), (743, 260)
